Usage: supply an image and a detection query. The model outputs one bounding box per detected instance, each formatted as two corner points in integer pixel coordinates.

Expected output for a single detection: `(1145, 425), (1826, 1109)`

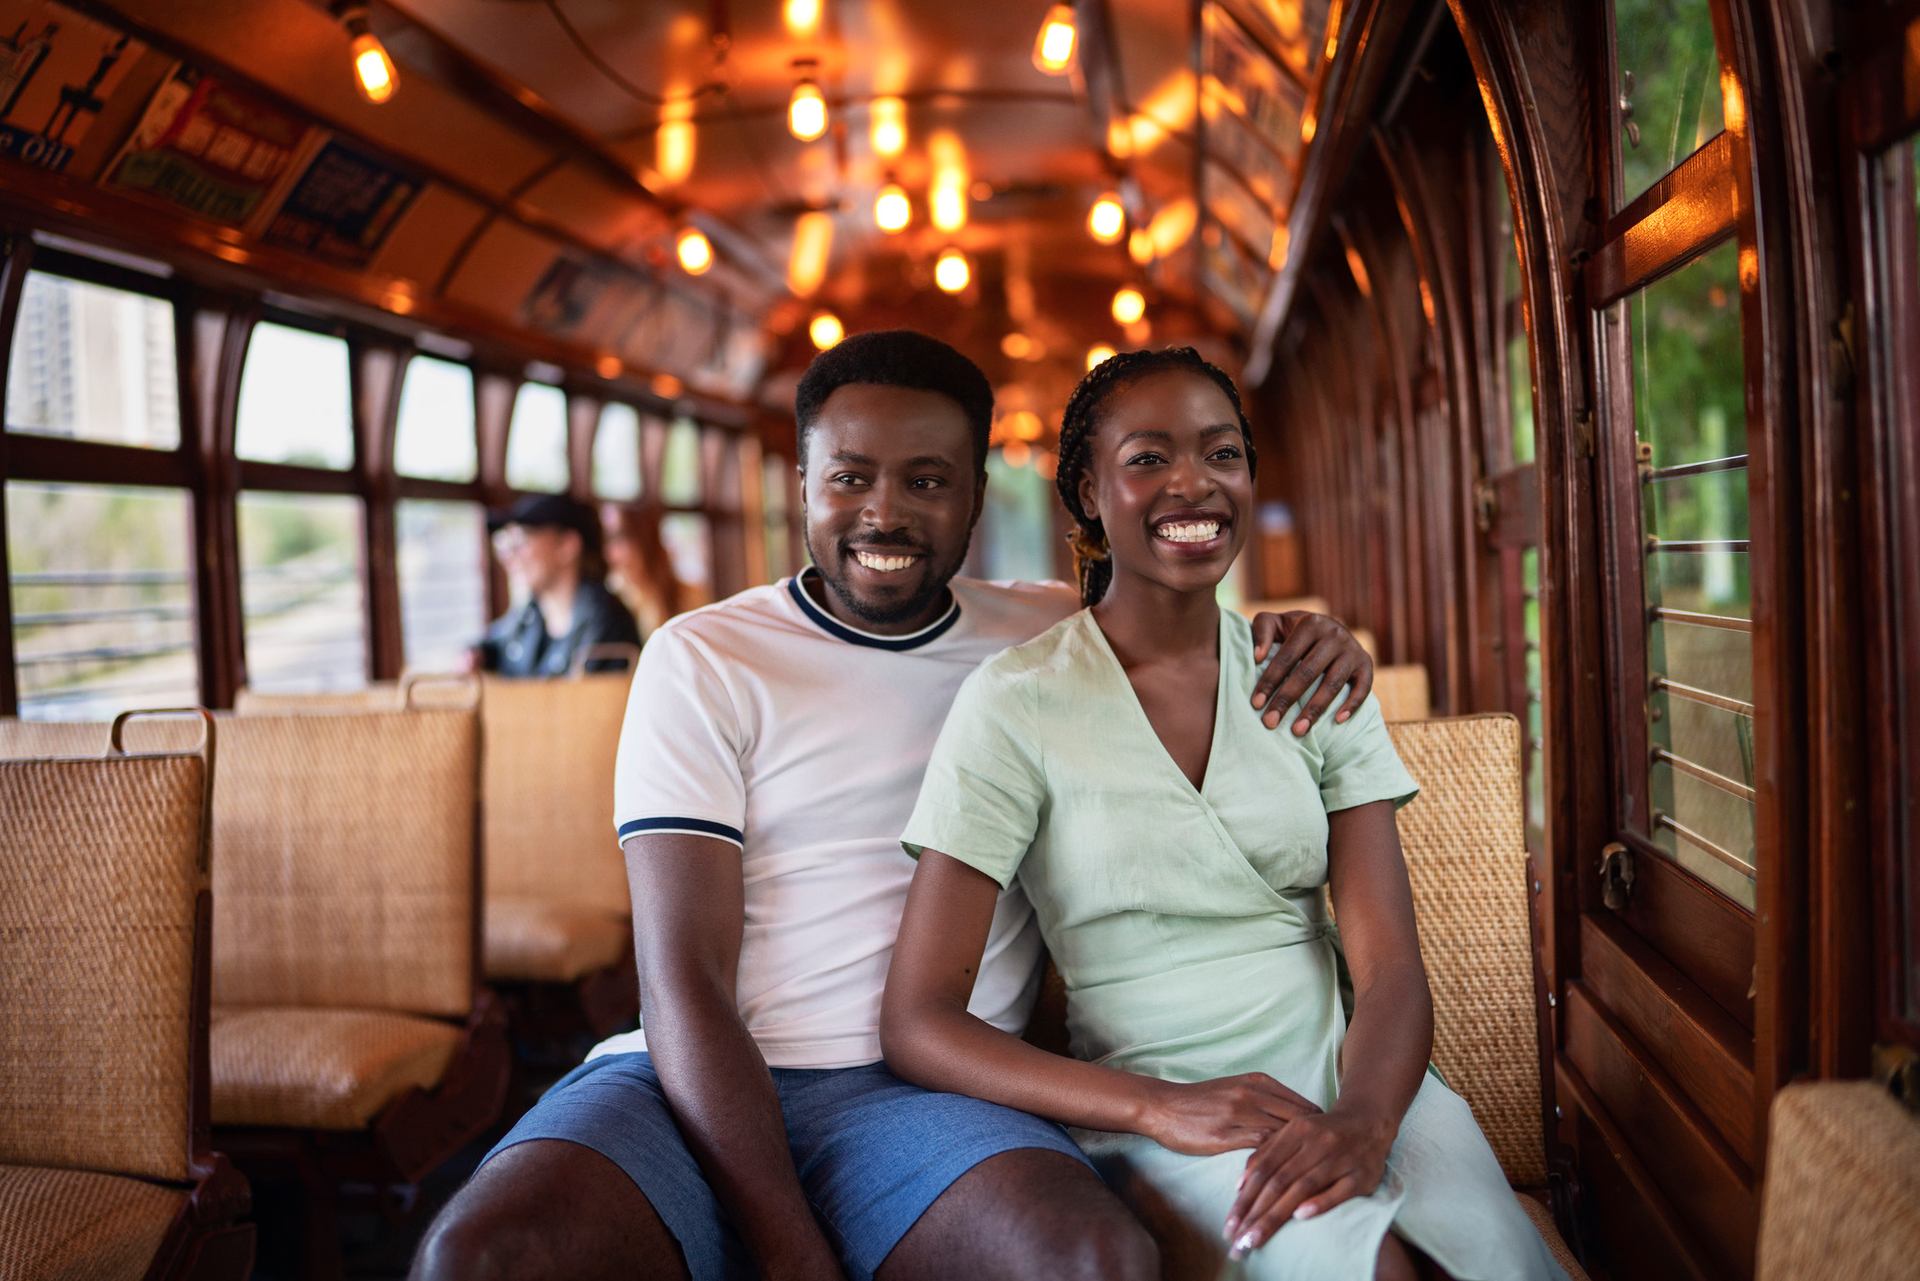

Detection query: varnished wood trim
(1554, 1061), (1719, 1281)
(1586, 134), (1739, 307)
(1578, 911), (1756, 1164)
(4, 432), (193, 488)
(1563, 985), (1756, 1277)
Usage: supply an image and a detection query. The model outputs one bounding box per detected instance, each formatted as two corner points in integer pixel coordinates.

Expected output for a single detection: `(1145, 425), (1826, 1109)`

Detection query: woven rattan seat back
(1373, 665), (1433, 721)
(1386, 713), (1546, 1187)
(145, 710), (480, 1019)
(479, 674), (630, 914)
(0, 751), (208, 1181)
(0, 720), (113, 758)
(234, 686), (403, 713)
(1756, 1081), (1920, 1280)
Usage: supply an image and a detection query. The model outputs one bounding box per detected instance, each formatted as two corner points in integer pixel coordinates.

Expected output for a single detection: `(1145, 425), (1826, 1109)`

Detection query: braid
(1054, 346), (1260, 606)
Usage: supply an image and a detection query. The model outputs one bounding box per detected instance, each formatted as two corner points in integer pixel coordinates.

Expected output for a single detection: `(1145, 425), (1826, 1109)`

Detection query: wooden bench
(0, 712), (253, 1281)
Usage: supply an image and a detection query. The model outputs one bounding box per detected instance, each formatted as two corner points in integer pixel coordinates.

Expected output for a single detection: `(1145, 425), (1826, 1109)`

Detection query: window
(660, 417), (702, 507)
(506, 381), (568, 493)
(236, 322), (354, 469)
(981, 452), (1056, 583)
(237, 492), (367, 692)
(395, 355), (477, 482)
(763, 452), (794, 580)
(5, 273), (180, 450)
(1630, 241), (1753, 908)
(593, 402), (642, 500)
(397, 501), (488, 672)
(660, 512), (712, 604)
(1611, 0), (1723, 206)
(5, 482), (196, 719)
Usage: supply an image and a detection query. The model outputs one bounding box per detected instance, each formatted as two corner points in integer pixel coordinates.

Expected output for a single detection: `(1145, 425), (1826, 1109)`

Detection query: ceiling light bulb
(783, 0), (822, 35)
(1033, 4), (1077, 74)
(930, 175), (968, 232)
(345, 16), (398, 105)
(1086, 343), (1117, 371)
(1111, 286), (1145, 325)
(1001, 332), (1033, 360)
(809, 311), (844, 349)
(1088, 193), (1125, 244)
(870, 96), (907, 157)
(676, 227), (714, 275)
(874, 182), (911, 233)
(1128, 228), (1154, 265)
(789, 78), (828, 142)
(934, 248), (970, 294)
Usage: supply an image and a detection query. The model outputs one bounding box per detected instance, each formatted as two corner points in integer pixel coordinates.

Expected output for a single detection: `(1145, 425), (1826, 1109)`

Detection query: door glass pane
(236, 323), (354, 469)
(5, 273), (180, 449)
(395, 356), (477, 482)
(6, 482), (196, 719)
(1631, 240), (1753, 908)
(506, 382), (568, 493)
(238, 492), (367, 692)
(660, 418), (702, 506)
(594, 402), (642, 500)
(397, 500), (488, 672)
(1612, 0), (1724, 207)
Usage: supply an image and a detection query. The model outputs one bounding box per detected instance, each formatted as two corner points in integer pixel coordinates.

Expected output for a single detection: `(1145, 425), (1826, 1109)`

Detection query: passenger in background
(469, 494), (643, 676)
(602, 502), (689, 637)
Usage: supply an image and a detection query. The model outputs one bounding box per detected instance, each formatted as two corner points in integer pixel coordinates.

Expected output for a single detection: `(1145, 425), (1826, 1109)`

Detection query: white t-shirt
(591, 568), (1081, 1069)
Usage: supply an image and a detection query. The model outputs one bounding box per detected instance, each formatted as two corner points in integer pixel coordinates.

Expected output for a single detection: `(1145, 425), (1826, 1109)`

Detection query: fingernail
(1293, 718), (1309, 735)
(1252, 692), (1267, 709)
(1223, 1216), (1239, 1240)
(1295, 1203), (1318, 1220)
(1336, 710), (1351, 722)
(1229, 1231), (1257, 1259)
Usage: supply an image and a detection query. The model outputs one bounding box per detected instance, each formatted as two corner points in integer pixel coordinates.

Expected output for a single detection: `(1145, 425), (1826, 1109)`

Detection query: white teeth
(854, 551), (919, 572)
(1155, 521), (1221, 543)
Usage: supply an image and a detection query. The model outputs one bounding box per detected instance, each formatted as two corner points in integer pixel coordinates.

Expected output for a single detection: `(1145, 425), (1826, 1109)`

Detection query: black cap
(487, 494), (602, 557)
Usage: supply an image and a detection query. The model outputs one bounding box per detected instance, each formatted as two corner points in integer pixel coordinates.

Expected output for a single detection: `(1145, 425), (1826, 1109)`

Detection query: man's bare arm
(625, 832), (844, 1281)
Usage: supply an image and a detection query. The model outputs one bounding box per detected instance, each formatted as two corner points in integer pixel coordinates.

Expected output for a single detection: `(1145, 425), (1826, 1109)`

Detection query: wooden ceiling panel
(367, 182), (490, 286)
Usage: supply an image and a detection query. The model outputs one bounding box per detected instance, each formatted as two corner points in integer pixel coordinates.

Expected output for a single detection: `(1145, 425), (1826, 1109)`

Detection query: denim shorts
(481, 1051), (1090, 1280)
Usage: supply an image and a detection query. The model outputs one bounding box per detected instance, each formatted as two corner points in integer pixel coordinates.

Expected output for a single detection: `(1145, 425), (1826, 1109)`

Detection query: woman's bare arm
(882, 850), (1317, 1154)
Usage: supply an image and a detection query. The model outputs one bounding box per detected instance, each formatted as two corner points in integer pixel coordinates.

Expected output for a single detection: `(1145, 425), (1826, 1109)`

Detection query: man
(471, 494), (642, 676)
(414, 332), (1374, 1281)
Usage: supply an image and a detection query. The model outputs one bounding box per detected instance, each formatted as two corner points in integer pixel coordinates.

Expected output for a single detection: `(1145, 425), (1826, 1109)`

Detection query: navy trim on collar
(787, 568), (962, 651)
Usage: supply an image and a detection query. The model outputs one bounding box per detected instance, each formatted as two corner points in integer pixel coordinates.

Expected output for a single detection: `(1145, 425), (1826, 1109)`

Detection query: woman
(881, 348), (1562, 1280)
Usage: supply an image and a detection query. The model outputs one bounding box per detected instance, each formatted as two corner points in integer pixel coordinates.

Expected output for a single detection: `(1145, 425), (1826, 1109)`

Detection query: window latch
(1600, 841), (1636, 911)
(1620, 70), (1641, 149)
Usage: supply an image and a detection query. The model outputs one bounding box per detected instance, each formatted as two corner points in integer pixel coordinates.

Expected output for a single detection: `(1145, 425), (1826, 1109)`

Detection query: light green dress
(901, 608), (1565, 1281)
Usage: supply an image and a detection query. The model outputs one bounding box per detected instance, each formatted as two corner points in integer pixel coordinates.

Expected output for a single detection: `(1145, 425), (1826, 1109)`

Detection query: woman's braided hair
(1054, 346), (1259, 606)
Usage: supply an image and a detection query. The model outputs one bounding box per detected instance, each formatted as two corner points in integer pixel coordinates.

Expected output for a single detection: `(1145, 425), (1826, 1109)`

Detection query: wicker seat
(242, 675), (638, 1039)
(0, 1165), (188, 1281)
(485, 897), (631, 983)
(1756, 1081), (1920, 1280)
(1373, 664), (1432, 721)
(0, 721), (252, 1281)
(210, 1008), (464, 1131)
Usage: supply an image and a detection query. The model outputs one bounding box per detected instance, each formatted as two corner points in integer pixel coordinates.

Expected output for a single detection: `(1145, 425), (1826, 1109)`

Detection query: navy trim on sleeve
(618, 816), (745, 846)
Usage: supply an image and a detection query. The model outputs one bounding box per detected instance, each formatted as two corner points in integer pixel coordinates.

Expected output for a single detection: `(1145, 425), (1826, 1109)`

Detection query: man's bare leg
(410, 1139), (690, 1281)
(876, 1149), (1157, 1281)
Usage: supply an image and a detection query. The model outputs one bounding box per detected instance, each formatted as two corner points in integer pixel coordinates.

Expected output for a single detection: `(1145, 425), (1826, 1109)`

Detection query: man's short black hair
(793, 329), (994, 472)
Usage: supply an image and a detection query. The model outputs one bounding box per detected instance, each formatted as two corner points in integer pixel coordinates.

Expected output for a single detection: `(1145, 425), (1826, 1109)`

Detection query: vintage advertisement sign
(262, 138), (421, 268)
(105, 66), (307, 226)
(0, 2), (143, 173)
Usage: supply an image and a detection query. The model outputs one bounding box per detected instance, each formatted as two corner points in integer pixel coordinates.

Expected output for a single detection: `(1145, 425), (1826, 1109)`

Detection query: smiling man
(412, 331), (1374, 1281)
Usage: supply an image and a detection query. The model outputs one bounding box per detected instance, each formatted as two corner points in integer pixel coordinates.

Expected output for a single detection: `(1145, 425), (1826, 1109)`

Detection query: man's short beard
(804, 530), (963, 626)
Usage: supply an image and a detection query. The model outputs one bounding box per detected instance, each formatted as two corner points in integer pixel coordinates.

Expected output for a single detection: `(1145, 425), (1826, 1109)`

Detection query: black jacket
(475, 579), (642, 677)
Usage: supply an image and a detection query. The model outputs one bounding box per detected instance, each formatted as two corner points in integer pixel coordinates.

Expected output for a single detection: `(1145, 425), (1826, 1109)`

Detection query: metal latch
(1600, 842), (1636, 912)
(1473, 479), (1498, 534)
